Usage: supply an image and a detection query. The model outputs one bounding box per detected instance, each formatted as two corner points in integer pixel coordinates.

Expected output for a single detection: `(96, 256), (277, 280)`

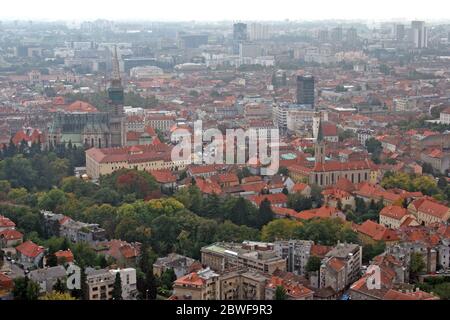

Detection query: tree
(144, 269), (158, 300)
(278, 166), (289, 176)
(46, 253), (58, 267)
(365, 138), (382, 162)
(13, 277), (40, 300)
(410, 252), (426, 277)
(306, 256), (322, 273)
(39, 292), (75, 300)
(274, 285), (287, 300)
(287, 193), (312, 211)
(433, 283), (450, 300)
(261, 219), (302, 241)
(257, 199), (274, 228)
(310, 184), (323, 207)
(339, 130), (356, 141)
(53, 278), (67, 293)
(38, 189), (67, 212)
(112, 272), (123, 300)
(160, 268), (177, 292)
(362, 242), (386, 263)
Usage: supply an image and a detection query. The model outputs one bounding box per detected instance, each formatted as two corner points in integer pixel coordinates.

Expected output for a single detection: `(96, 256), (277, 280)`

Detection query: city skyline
(1, 0), (450, 22)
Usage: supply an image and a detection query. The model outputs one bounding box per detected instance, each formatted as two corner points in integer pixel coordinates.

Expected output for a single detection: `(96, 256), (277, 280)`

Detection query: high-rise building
(233, 23), (248, 54)
(346, 27), (358, 44)
(233, 23), (248, 41)
(318, 29), (329, 42)
(395, 24), (405, 41)
(411, 21), (428, 48)
(249, 23), (270, 41)
(296, 75), (315, 106)
(331, 26), (343, 43)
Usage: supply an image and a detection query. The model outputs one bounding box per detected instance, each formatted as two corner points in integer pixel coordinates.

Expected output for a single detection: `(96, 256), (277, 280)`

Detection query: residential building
(172, 267), (219, 300)
(319, 243), (362, 294)
(265, 275), (314, 300)
(15, 241), (45, 268)
(153, 253), (198, 278)
(0, 229), (23, 248)
(86, 268), (115, 300)
(29, 266), (67, 294)
(218, 269), (267, 300)
(0, 216), (15, 232)
(201, 242), (286, 274)
(408, 198), (450, 226)
(109, 268), (138, 300)
(86, 144), (189, 180)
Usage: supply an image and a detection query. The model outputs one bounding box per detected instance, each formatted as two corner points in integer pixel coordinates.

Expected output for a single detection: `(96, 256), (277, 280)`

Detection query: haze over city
(1, 0), (450, 22)
(0, 0), (450, 310)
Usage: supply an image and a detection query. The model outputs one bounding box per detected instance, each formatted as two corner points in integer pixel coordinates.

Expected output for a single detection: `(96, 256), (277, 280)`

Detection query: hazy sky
(1, 0), (449, 22)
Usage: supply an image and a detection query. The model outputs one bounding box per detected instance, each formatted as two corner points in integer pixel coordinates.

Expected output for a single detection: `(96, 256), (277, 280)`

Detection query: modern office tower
(318, 29), (329, 42)
(346, 27), (358, 44)
(296, 75), (315, 107)
(233, 23), (248, 54)
(249, 23), (270, 41)
(411, 21), (428, 48)
(395, 24), (405, 41)
(331, 26), (343, 43)
(233, 23), (248, 41)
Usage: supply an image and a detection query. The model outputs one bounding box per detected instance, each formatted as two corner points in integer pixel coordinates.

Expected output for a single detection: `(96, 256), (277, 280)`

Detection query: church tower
(314, 116), (325, 164)
(108, 45), (126, 147)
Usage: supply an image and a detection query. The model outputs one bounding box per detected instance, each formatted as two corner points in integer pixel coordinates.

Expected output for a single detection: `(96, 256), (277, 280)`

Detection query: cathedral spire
(112, 45), (121, 83)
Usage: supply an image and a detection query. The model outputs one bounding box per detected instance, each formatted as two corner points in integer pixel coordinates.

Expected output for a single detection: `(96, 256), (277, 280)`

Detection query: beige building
(408, 198), (450, 226)
(172, 268), (219, 300)
(320, 243), (362, 294)
(145, 115), (175, 132)
(379, 205), (418, 229)
(201, 242), (286, 275)
(86, 268), (115, 300)
(86, 144), (189, 180)
(218, 270), (267, 300)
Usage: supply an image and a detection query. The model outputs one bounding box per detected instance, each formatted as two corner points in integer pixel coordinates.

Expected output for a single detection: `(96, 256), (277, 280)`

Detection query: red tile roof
(175, 272), (205, 287)
(410, 198), (450, 219)
(54, 250), (74, 263)
(383, 289), (439, 300)
(148, 170), (177, 184)
(0, 229), (23, 241)
(266, 276), (314, 299)
(66, 100), (98, 113)
(356, 220), (399, 242)
(248, 193), (288, 207)
(313, 159), (374, 172)
(292, 183), (309, 193)
(380, 205), (408, 221)
(0, 216), (15, 228)
(296, 206), (343, 221)
(16, 240), (45, 258)
(194, 177), (222, 195)
(328, 257), (345, 272)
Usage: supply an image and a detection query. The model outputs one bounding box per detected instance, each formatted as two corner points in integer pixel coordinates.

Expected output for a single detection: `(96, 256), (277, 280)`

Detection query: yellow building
(86, 144), (189, 180)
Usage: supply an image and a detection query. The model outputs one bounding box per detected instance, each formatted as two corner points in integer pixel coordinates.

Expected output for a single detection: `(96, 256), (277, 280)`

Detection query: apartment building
(201, 241), (286, 274)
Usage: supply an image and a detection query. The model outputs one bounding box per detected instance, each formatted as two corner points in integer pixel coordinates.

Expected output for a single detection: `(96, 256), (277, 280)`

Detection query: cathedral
(307, 114), (377, 187)
(47, 47), (126, 148)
